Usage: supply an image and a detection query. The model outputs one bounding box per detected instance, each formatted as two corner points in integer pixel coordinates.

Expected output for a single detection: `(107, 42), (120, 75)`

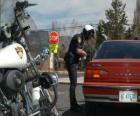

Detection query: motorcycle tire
(39, 86), (59, 116)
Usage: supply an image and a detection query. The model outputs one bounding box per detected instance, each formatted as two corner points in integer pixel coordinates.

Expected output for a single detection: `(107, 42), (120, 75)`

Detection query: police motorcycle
(0, 1), (58, 116)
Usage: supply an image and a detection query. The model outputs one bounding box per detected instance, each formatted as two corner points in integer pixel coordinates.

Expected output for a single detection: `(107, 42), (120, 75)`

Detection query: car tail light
(85, 63), (108, 79)
(93, 70), (108, 78)
(86, 69), (108, 78)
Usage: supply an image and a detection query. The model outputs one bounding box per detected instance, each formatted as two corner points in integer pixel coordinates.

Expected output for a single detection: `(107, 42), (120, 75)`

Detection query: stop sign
(48, 31), (59, 45)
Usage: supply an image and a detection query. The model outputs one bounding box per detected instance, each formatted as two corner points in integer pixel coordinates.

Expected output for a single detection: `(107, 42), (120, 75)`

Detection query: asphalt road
(56, 84), (140, 116)
(56, 84), (85, 116)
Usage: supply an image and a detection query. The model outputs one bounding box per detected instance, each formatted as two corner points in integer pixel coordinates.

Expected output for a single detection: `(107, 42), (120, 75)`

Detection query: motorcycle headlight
(39, 72), (58, 89)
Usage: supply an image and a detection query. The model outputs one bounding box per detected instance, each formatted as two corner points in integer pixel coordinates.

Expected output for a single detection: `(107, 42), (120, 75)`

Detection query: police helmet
(82, 24), (95, 40)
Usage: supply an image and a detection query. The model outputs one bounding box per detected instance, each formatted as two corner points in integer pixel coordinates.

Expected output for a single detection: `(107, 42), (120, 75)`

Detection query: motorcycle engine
(2, 70), (25, 95)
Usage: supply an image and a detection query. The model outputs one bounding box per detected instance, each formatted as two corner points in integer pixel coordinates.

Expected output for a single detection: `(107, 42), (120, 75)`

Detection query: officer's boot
(70, 86), (81, 112)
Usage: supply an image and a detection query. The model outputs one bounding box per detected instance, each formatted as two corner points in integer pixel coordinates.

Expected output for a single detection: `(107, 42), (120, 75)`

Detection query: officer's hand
(76, 48), (87, 57)
(81, 50), (87, 57)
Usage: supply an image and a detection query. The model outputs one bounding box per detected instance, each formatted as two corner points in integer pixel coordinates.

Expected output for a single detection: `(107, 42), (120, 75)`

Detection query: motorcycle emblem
(15, 47), (24, 59)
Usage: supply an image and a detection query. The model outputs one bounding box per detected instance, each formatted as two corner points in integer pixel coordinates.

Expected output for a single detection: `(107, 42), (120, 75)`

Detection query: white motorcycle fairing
(0, 43), (27, 68)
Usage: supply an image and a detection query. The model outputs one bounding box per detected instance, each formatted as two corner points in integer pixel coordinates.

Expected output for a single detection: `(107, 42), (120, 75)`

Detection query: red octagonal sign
(48, 31), (59, 45)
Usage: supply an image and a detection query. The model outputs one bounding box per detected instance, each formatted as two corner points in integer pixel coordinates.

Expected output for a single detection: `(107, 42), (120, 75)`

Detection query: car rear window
(95, 41), (140, 59)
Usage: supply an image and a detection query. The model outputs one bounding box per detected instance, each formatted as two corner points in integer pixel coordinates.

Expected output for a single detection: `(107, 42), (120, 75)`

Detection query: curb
(58, 81), (84, 85)
(55, 71), (84, 74)
(58, 77), (84, 85)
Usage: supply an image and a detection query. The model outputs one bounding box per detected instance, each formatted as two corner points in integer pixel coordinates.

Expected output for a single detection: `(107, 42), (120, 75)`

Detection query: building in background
(28, 30), (49, 57)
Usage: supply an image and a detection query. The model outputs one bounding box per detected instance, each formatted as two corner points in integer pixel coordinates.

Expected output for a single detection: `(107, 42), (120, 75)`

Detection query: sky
(28, 0), (136, 29)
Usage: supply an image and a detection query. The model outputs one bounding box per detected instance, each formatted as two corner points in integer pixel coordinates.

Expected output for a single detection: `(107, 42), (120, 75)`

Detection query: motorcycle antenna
(16, 1), (37, 10)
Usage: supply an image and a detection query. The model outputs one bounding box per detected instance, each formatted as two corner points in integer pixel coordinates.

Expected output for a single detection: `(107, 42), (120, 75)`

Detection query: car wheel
(85, 101), (96, 116)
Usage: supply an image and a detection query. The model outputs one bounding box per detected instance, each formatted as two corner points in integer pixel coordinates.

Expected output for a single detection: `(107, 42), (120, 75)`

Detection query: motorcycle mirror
(34, 48), (49, 65)
(41, 47), (50, 58)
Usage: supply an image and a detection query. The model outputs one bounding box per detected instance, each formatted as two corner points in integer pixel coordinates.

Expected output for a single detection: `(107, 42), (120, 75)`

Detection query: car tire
(85, 101), (96, 116)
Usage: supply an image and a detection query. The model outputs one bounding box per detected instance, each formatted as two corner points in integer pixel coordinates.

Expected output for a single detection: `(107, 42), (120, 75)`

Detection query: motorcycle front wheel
(39, 85), (59, 116)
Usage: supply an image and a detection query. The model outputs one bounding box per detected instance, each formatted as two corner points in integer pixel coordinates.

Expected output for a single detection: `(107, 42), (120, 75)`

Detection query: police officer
(64, 24), (95, 112)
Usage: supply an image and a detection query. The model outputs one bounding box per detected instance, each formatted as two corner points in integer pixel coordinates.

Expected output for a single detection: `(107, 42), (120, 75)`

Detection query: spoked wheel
(39, 86), (59, 116)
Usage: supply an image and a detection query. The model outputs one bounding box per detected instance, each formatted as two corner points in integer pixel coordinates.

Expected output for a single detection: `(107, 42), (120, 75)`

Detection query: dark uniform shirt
(64, 34), (84, 64)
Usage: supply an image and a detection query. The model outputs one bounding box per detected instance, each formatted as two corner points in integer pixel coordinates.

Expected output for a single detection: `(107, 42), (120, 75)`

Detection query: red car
(83, 40), (140, 116)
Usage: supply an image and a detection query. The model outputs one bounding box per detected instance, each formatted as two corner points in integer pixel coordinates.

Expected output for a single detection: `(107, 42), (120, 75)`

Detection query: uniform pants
(66, 63), (78, 108)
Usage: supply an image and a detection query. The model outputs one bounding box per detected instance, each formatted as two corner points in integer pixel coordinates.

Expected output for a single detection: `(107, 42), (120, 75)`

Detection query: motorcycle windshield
(0, 0), (49, 58)
(17, 4), (49, 58)
(0, 0), (17, 26)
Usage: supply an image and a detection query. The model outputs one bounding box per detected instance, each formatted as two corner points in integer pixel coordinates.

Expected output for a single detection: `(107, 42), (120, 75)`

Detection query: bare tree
(69, 19), (81, 36)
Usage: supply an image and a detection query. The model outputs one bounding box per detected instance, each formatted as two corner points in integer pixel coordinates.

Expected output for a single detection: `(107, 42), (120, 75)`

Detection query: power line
(38, 24), (98, 31)
(38, 23), (133, 31)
